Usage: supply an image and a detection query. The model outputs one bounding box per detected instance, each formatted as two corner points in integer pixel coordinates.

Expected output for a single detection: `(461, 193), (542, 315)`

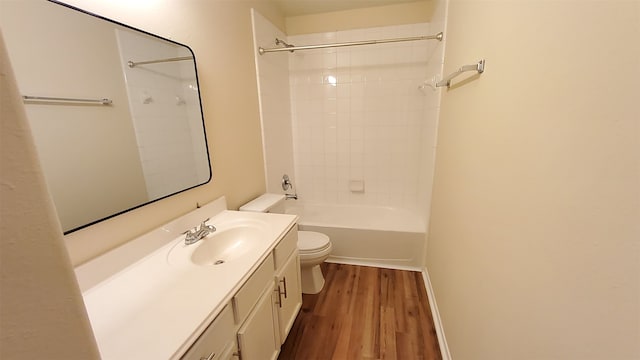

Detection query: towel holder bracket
(436, 59), (485, 88)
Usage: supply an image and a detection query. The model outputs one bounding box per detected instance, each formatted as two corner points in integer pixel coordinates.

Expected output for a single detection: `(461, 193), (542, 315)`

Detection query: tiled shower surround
(288, 24), (442, 214)
(253, 10), (444, 222)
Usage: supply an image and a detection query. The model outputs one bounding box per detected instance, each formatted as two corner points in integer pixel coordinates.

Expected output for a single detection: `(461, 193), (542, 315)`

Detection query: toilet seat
(298, 231), (331, 253)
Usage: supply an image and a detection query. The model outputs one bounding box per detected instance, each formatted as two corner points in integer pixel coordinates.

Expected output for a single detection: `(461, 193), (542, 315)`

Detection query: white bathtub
(285, 202), (426, 270)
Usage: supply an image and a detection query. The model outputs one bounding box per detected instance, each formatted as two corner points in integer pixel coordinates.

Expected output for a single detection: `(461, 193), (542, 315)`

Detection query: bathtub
(285, 202), (426, 270)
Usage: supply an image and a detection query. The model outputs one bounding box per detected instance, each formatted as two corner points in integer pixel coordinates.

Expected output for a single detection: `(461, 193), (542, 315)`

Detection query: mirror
(0, 0), (211, 233)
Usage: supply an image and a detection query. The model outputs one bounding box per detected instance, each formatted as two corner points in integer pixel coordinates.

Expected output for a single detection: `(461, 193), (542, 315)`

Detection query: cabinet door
(237, 284), (280, 360)
(275, 250), (302, 342)
(218, 342), (239, 360)
(181, 305), (236, 360)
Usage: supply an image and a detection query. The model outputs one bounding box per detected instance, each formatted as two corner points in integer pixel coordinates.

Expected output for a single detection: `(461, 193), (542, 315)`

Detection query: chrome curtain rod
(436, 59), (485, 88)
(127, 56), (193, 68)
(258, 32), (443, 55)
(22, 95), (112, 105)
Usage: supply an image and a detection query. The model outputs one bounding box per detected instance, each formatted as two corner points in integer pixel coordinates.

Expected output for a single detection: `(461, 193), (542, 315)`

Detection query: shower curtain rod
(127, 56), (193, 68)
(258, 32), (443, 55)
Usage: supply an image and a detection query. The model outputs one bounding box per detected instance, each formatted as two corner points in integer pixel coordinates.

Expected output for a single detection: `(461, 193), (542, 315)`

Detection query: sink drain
(213, 260), (225, 265)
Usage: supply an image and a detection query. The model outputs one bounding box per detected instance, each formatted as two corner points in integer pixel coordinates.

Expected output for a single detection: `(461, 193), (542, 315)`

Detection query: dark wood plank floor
(279, 263), (441, 360)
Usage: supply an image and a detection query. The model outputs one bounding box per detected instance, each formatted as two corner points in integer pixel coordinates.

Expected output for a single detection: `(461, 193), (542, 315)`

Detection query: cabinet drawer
(181, 304), (235, 360)
(233, 254), (274, 323)
(273, 228), (297, 271)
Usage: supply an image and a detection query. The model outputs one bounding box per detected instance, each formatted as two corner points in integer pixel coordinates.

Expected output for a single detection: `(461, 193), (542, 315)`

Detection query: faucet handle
(183, 228), (198, 244)
(199, 218), (210, 230)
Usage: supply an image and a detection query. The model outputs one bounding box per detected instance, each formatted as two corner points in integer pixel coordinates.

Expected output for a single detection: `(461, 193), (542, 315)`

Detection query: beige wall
(48, 0), (286, 265)
(286, 1), (434, 35)
(0, 32), (101, 359)
(426, 1), (640, 359)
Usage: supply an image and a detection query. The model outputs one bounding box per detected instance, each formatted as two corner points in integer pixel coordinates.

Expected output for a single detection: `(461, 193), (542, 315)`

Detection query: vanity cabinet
(233, 255), (276, 323)
(181, 305), (236, 360)
(77, 198), (302, 360)
(236, 283), (281, 360)
(271, 226), (302, 343)
(233, 253), (279, 360)
(181, 227), (301, 360)
(234, 227), (301, 359)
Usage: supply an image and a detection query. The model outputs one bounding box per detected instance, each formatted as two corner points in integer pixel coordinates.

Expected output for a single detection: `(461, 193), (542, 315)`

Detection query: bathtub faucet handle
(282, 174), (293, 191)
(282, 174), (298, 200)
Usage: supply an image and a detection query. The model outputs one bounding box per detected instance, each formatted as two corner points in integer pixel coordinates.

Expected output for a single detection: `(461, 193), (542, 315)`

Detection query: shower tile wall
(251, 10), (296, 194)
(289, 24), (441, 214)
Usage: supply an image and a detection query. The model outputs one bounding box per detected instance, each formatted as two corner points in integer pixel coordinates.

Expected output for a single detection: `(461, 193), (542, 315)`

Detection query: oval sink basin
(167, 220), (268, 267)
(190, 227), (262, 266)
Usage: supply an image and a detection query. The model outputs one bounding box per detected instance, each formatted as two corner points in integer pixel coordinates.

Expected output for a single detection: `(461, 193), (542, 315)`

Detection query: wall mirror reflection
(0, 0), (212, 234)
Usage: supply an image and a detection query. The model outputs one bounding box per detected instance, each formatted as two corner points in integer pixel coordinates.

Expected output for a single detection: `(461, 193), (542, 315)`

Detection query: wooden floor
(279, 263), (441, 360)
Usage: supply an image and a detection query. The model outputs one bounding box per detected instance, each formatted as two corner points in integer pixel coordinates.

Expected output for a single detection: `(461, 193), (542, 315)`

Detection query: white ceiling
(273, 0), (424, 17)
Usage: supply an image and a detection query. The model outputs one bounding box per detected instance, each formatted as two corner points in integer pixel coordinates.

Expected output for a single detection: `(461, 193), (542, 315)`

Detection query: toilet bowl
(298, 231), (332, 294)
(239, 193), (332, 294)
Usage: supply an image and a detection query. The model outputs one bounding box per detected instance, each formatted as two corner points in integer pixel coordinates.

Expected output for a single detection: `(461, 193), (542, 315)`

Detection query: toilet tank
(239, 194), (286, 213)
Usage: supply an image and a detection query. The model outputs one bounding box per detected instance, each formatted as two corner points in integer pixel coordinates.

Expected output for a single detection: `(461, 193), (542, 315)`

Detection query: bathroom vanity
(75, 197), (301, 359)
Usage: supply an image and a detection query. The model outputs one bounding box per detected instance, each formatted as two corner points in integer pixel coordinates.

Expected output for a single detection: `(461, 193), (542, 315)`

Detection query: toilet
(240, 194), (332, 294)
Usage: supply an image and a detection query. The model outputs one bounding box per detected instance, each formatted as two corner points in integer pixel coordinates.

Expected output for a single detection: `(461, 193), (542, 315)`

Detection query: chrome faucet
(184, 218), (216, 245)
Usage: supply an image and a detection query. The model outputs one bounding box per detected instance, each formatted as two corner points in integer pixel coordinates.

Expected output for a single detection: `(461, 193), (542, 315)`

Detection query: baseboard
(421, 267), (451, 360)
(325, 257), (423, 272)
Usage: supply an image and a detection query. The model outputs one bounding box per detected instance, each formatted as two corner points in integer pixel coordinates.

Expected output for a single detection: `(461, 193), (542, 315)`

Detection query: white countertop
(75, 197), (297, 360)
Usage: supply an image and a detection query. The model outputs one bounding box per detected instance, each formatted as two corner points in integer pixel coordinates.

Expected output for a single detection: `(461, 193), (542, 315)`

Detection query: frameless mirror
(0, 0), (211, 233)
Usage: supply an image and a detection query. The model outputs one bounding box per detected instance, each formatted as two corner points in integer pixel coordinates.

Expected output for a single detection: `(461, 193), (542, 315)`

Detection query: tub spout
(286, 193), (298, 200)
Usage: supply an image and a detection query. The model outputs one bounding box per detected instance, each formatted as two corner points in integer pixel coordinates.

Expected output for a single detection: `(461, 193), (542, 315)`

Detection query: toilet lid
(298, 231), (330, 252)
